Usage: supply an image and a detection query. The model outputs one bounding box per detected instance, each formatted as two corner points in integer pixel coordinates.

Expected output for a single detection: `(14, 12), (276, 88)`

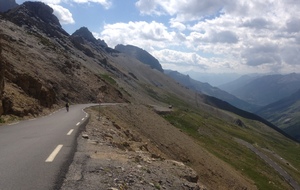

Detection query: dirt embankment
(61, 104), (256, 190)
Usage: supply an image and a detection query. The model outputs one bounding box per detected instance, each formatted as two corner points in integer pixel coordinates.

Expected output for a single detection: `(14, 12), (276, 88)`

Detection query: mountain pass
(0, 104), (97, 190)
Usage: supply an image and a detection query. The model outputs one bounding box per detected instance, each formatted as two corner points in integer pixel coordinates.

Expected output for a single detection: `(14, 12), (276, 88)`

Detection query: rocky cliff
(4, 2), (68, 38)
(72, 27), (108, 48)
(0, 43), (4, 115)
(0, 2), (127, 118)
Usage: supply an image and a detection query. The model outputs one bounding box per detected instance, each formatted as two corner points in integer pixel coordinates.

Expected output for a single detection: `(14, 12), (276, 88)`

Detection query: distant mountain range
(165, 70), (260, 112)
(257, 89), (300, 140)
(218, 74), (261, 93)
(184, 71), (241, 86)
(220, 73), (300, 106)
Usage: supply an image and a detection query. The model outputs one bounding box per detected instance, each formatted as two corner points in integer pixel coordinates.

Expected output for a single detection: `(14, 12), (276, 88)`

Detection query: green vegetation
(140, 80), (300, 189)
(0, 115), (19, 124)
(99, 74), (117, 85)
(162, 103), (300, 190)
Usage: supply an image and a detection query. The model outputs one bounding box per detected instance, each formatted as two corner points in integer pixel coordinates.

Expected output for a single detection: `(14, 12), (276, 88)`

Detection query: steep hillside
(228, 73), (300, 106)
(115, 44), (164, 72)
(1, 2), (300, 190)
(0, 44), (4, 115)
(257, 89), (300, 140)
(165, 70), (260, 112)
(0, 2), (128, 118)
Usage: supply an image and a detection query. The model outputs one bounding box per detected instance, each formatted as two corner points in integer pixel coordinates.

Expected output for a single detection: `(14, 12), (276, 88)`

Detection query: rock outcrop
(0, 44), (4, 115)
(4, 2), (69, 38)
(0, 0), (18, 12)
(72, 27), (108, 47)
(115, 44), (164, 72)
(72, 27), (97, 43)
(0, 2), (128, 118)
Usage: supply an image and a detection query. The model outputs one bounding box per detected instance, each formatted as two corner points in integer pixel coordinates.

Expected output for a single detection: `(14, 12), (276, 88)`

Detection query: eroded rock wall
(0, 44), (4, 116)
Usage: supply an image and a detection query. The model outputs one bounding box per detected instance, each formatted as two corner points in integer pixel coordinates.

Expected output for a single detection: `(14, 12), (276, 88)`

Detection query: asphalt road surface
(0, 104), (97, 190)
(235, 138), (300, 190)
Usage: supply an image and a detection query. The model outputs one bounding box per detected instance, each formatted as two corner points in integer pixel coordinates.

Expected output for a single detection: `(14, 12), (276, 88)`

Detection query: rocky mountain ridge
(0, 45), (4, 115)
(0, 2), (127, 118)
(4, 1), (69, 38)
(226, 73), (300, 106)
(72, 27), (108, 48)
(115, 44), (164, 72)
(165, 70), (260, 112)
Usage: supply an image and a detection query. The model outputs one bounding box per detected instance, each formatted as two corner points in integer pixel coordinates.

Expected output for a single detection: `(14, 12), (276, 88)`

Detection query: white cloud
(135, 0), (159, 15)
(152, 50), (207, 72)
(95, 0), (300, 73)
(169, 20), (186, 31)
(37, 0), (62, 4)
(99, 21), (177, 50)
(48, 4), (75, 24)
(153, 49), (206, 65)
(38, 0), (112, 8)
(73, 0), (112, 9)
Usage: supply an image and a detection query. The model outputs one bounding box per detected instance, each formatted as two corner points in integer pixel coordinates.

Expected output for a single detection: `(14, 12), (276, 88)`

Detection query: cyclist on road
(65, 102), (69, 112)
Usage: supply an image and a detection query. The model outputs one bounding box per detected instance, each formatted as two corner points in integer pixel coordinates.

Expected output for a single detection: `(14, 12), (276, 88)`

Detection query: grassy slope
(256, 91), (300, 140)
(159, 94), (300, 190)
(120, 67), (300, 189)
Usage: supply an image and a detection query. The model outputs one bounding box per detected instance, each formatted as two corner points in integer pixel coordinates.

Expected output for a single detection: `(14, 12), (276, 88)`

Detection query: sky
(15, 0), (300, 75)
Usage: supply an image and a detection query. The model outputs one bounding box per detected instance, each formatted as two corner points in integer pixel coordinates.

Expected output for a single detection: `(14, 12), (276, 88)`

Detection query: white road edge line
(76, 122), (80, 126)
(45, 144), (63, 163)
(8, 122), (19, 126)
(81, 118), (85, 121)
(67, 129), (74, 135)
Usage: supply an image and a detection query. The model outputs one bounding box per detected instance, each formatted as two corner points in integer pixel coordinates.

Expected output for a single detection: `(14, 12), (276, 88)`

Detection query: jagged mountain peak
(3, 1), (68, 37)
(72, 27), (108, 48)
(72, 27), (96, 42)
(6, 2), (60, 26)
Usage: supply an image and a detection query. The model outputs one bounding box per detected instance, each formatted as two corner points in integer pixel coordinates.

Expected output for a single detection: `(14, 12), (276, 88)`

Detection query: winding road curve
(235, 138), (300, 190)
(0, 104), (97, 190)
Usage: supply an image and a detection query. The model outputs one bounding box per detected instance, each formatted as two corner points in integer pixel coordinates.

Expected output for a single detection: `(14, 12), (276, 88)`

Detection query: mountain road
(0, 104), (98, 190)
(235, 138), (300, 190)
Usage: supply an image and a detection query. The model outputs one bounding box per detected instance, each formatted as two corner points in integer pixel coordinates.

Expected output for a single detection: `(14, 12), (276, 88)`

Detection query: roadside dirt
(61, 104), (206, 190)
(61, 104), (256, 190)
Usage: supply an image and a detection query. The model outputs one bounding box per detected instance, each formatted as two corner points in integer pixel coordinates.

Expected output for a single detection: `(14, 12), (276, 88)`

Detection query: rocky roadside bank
(60, 106), (206, 190)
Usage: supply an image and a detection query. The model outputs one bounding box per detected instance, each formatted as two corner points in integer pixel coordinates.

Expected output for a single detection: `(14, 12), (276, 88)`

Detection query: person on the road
(66, 102), (69, 112)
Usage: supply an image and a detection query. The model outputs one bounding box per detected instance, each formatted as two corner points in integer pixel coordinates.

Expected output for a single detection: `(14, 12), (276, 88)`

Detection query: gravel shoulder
(61, 104), (206, 190)
(61, 104), (257, 190)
